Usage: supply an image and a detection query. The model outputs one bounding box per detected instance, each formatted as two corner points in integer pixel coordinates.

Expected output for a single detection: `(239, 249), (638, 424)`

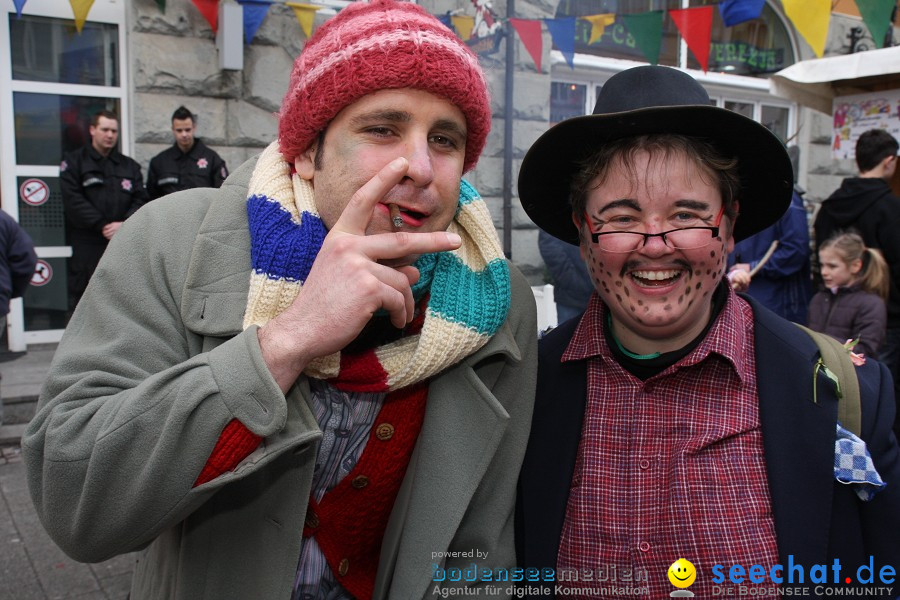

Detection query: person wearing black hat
(516, 65), (900, 597)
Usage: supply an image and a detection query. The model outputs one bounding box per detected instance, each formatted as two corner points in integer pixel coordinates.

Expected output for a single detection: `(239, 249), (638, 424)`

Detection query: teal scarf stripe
(425, 255), (510, 335)
(458, 179), (479, 207)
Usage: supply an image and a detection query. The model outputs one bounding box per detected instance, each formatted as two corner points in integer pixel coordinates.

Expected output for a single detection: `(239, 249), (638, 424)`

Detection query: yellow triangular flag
(782, 0), (830, 57)
(451, 15), (475, 41)
(286, 2), (322, 39)
(69, 0), (95, 34)
(581, 13), (615, 45)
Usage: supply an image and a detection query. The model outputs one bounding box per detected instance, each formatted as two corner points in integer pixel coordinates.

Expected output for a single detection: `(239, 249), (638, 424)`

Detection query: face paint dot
(688, 299), (694, 307)
(695, 282), (702, 290)
(630, 305), (636, 312)
(624, 288), (630, 297)
(706, 270), (711, 275)
(678, 295), (684, 304)
(710, 251), (715, 258)
(685, 287), (690, 295)
(615, 280), (622, 288)
(637, 300), (644, 306)
(661, 297), (668, 302)
(664, 304), (672, 311)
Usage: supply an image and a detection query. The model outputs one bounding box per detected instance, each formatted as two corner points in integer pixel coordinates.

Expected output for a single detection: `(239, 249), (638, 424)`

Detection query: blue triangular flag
(719, 0), (765, 27)
(544, 17), (576, 69)
(14, 0), (28, 18)
(238, 0), (272, 44)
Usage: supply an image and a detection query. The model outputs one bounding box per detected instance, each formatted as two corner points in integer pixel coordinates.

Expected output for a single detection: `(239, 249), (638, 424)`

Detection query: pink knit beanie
(278, 0), (491, 173)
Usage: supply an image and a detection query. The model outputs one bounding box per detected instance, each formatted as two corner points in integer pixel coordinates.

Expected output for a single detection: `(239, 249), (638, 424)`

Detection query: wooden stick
(749, 240), (779, 277)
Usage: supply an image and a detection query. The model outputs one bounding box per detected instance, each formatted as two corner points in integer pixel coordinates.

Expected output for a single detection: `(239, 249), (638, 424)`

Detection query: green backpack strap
(794, 324), (862, 437)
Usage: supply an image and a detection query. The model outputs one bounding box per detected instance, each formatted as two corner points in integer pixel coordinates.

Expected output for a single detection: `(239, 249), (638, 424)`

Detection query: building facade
(0, 0), (896, 348)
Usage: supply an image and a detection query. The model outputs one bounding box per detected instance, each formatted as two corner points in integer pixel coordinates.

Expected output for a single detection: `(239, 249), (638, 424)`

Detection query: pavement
(0, 345), (136, 600)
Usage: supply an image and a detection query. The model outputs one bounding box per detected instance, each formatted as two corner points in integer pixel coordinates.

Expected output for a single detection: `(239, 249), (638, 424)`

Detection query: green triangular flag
(623, 11), (663, 65)
(856, 0), (894, 48)
(156, 0), (165, 12)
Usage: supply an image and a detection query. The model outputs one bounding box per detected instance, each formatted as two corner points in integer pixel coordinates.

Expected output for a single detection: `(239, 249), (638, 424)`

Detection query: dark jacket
(814, 178), (900, 327)
(146, 139), (228, 200)
(516, 296), (900, 592)
(60, 145), (148, 247)
(0, 210), (37, 315)
(538, 229), (593, 323)
(808, 286), (887, 359)
(728, 190), (812, 324)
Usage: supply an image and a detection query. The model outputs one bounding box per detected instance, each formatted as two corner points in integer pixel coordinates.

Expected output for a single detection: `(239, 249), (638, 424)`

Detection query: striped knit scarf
(244, 142), (510, 392)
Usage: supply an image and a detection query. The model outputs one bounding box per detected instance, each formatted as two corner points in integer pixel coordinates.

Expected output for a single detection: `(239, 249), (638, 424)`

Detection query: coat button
(351, 475), (369, 489)
(338, 558), (349, 576)
(375, 423), (394, 441)
(305, 512), (319, 528)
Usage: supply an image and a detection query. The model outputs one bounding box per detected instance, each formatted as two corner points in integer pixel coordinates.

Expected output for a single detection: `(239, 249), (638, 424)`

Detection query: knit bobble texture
(278, 0), (491, 173)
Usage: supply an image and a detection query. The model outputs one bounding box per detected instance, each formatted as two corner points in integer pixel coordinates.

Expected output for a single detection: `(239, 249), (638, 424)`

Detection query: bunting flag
(669, 6), (714, 72)
(545, 17), (576, 68)
(623, 10), (664, 65)
(581, 13), (616, 45)
(191, 0), (219, 34)
(509, 18), (544, 72)
(14, 0), (27, 18)
(238, 0), (272, 44)
(286, 2), (321, 39)
(69, 0), (94, 33)
(718, 0), (765, 27)
(782, 0), (829, 57)
(856, 0), (895, 48)
(451, 15), (476, 41)
(156, 0), (166, 13)
(437, 14), (452, 29)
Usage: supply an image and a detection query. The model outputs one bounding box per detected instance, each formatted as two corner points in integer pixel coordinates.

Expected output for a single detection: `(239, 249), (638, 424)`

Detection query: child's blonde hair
(820, 232), (890, 300)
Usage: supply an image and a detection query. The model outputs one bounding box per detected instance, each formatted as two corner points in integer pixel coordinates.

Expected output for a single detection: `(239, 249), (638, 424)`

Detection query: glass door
(0, 0), (127, 349)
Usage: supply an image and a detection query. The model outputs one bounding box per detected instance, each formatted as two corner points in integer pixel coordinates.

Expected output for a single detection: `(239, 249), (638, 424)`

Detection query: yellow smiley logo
(668, 558), (697, 589)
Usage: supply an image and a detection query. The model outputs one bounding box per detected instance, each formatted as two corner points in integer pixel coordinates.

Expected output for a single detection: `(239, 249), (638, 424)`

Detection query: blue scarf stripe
(458, 179), (479, 207)
(426, 255), (511, 335)
(247, 194), (326, 281)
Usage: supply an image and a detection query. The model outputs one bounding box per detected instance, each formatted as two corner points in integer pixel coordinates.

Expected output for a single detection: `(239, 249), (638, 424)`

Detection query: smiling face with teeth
(577, 146), (737, 355)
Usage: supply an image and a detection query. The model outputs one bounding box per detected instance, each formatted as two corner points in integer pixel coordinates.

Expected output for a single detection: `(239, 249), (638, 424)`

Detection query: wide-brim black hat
(519, 65), (794, 245)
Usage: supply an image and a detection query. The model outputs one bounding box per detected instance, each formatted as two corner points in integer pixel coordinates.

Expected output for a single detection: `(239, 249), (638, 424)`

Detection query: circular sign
(31, 260), (52, 287)
(20, 178), (49, 206)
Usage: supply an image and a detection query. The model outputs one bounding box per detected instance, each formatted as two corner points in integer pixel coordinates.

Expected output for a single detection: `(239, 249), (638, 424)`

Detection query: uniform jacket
(814, 177), (900, 327)
(60, 145), (148, 247)
(516, 296), (900, 592)
(0, 210), (37, 315)
(23, 158), (537, 599)
(728, 190), (812, 324)
(808, 286), (887, 359)
(147, 139), (228, 200)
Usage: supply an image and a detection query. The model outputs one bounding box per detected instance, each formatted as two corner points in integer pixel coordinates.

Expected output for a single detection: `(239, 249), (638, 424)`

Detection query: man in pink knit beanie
(25, 1), (537, 599)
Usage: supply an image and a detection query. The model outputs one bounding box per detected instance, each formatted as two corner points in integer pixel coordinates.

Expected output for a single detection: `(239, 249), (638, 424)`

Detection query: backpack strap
(794, 324), (862, 437)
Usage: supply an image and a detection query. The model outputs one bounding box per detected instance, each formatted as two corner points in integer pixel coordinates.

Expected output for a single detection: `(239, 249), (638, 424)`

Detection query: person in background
(23, 2), (536, 598)
(146, 106), (228, 200)
(814, 129), (900, 438)
(0, 208), (37, 424)
(538, 228), (594, 324)
(727, 185), (812, 323)
(809, 232), (889, 360)
(516, 65), (900, 598)
(59, 110), (147, 309)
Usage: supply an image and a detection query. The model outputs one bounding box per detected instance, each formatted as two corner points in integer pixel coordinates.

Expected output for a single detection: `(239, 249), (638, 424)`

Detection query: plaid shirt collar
(562, 284), (752, 384)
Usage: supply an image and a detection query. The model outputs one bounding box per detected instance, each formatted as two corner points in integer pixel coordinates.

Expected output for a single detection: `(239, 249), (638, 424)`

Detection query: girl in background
(809, 232), (889, 359)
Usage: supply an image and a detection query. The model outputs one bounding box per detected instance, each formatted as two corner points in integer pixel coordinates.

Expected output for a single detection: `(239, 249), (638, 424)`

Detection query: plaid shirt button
(638, 541), (650, 552)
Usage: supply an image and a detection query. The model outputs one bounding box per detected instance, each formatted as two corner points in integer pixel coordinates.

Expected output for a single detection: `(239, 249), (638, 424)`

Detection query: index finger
(331, 157), (409, 235)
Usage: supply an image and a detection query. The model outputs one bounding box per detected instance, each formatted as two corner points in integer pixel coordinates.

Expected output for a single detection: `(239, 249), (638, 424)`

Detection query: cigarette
(389, 203), (403, 229)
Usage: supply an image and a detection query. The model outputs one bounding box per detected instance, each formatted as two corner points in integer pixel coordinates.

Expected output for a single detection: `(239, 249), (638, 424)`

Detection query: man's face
(172, 117), (195, 153)
(578, 149), (735, 351)
(89, 116), (118, 156)
(295, 88), (467, 267)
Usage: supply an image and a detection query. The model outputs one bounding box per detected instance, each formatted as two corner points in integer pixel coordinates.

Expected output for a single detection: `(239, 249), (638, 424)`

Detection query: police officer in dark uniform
(146, 106), (228, 200)
(60, 109), (148, 310)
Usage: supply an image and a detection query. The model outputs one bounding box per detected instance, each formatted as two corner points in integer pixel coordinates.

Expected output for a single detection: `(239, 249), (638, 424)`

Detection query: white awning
(769, 46), (900, 114)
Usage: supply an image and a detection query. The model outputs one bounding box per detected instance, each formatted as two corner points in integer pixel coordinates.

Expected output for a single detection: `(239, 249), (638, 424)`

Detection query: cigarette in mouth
(389, 203), (403, 229)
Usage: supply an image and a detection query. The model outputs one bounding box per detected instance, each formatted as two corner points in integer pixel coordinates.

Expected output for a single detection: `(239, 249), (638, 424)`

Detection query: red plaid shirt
(557, 288), (780, 598)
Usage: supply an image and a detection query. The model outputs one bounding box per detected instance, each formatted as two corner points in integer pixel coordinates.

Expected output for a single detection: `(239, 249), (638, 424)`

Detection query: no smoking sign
(20, 178), (49, 206)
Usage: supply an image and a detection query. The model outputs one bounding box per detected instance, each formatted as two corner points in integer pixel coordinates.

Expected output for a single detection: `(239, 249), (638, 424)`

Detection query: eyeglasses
(585, 205), (725, 254)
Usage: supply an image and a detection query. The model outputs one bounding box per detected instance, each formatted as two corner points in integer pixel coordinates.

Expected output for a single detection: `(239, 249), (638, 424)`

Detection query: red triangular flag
(191, 0), (218, 33)
(669, 6), (713, 72)
(509, 18), (543, 73)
